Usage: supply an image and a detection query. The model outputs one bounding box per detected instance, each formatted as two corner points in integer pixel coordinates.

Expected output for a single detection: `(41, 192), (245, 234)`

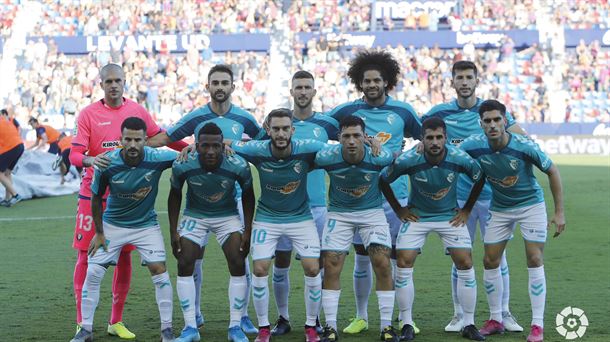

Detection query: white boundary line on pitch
(0, 211), (169, 222)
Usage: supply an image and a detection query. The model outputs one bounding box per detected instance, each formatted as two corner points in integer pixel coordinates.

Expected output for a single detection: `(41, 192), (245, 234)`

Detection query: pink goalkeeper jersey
(72, 98), (162, 198)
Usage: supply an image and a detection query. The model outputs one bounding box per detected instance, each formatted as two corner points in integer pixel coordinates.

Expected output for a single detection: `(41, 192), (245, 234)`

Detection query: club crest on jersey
(117, 186), (152, 200)
(232, 124), (240, 135)
(337, 185), (371, 198)
(419, 186), (450, 200)
(203, 191), (225, 203)
(293, 161), (303, 174)
(509, 159), (519, 170)
(313, 127), (322, 138)
(266, 180), (300, 195)
(102, 140), (121, 149)
(387, 114), (396, 125)
(447, 172), (455, 183)
(487, 175), (519, 188)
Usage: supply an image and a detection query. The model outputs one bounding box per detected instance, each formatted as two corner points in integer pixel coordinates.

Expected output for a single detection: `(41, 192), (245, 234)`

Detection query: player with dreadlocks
(327, 50), (422, 342)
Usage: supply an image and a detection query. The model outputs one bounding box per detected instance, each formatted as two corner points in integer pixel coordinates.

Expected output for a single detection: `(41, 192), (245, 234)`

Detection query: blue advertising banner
(563, 29), (610, 47)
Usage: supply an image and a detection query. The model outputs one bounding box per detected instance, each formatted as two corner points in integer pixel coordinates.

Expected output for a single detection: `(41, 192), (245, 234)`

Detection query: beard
(363, 88), (384, 102)
(271, 136), (291, 150)
(295, 98), (312, 109)
(213, 91), (229, 103)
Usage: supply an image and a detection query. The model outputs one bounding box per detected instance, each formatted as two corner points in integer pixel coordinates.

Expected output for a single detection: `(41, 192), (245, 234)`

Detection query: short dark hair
(452, 61), (478, 78)
(292, 70), (314, 82)
(1, 109), (8, 116)
(422, 117), (446, 134)
(28, 117), (38, 124)
(121, 117), (147, 133)
(347, 50), (400, 92)
(478, 99), (507, 118)
(208, 64), (234, 82)
(196, 122), (223, 142)
(266, 108), (293, 125)
(339, 115), (366, 133)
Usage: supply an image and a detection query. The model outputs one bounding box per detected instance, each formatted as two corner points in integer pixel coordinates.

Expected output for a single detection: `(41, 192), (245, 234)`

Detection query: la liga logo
(556, 306), (588, 339)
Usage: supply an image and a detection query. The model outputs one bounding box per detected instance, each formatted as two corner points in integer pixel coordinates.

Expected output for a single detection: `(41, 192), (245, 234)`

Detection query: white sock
(272, 266), (290, 320)
(177, 276), (197, 329)
(81, 264), (107, 331)
(377, 290), (395, 330)
(243, 259), (252, 318)
(390, 258), (397, 281)
(304, 274), (322, 326)
(528, 266), (546, 327)
(353, 254), (372, 321)
(193, 258), (203, 316)
(152, 272), (173, 330)
(451, 263), (463, 316)
(484, 267), (503, 322)
(457, 268), (477, 326)
(252, 275), (270, 327)
(500, 252), (510, 313)
(229, 275), (248, 328)
(395, 267), (414, 325)
(322, 289), (340, 330)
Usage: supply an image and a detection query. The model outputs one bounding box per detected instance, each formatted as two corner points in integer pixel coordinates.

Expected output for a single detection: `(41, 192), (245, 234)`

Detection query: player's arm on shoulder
(146, 131), (172, 148)
(239, 163), (255, 257)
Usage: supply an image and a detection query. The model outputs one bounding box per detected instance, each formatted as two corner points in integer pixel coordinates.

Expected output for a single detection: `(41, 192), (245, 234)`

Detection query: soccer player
(316, 115), (399, 342)
(460, 100), (565, 342)
(380, 117), (487, 341)
(148, 64), (261, 333)
(0, 113), (24, 207)
(27, 117), (61, 154)
(69, 63), (186, 339)
(423, 61), (527, 332)
(328, 50), (421, 334)
(55, 133), (82, 185)
(230, 108), (325, 342)
(269, 70), (338, 336)
(69, 117), (177, 342)
(168, 123), (255, 342)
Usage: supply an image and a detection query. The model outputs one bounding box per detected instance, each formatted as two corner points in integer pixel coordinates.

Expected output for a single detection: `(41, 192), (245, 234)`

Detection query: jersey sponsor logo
(266, 180), (300, 195)
(445, 120), (458, 124)
(486, 175), (519, 188)
(333, 174), (346, 179)
(260, 166), (273, 173)
(480, 158), (492, 165)
(98, 121), (111, 126)
(234, 141), (246, 147)
(102, 140), (121, 149)
(111, 179), (125, 184)
(336, 184), (371, 198)
(509, 159), (519, 170)
(418, 186), (450, 200)
(447, 172), (455, 183)
(202, 191), (226, 203)
(375, 132), (392, 144)
(450, 138), (464, 145)
(414, 175), (428, 183)
(293, 161), (303, 174)
(117, 186), (152, 200)
(188, 180), (203, 186)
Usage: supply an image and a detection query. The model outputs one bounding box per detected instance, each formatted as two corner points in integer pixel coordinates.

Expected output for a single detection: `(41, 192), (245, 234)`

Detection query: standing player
(460, 100), (565, 342)
(316, 116), (399, 342)
(27, 117), (61, 154)
(69, 63), (187, 339)
(269, 70), (338, 336)
(380, 117), (486, 341)
(423, 61), (527, 332)
(328, 50), (422, 334)
(148, 64), (261, 334)
(168, 123), (255, 342)
(230, 108), (325, 342)
(70, 117), (177, 342)
(0, 113), (24, 207)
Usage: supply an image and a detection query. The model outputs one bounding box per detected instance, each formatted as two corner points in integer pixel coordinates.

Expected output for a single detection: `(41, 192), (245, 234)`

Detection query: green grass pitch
(0, 155), (608, 341)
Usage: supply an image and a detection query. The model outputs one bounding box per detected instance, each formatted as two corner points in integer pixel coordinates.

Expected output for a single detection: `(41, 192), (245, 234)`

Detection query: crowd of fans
(4, 0), (606, 38)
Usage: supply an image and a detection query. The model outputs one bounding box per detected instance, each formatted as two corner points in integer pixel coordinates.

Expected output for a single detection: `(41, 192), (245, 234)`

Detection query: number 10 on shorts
(252, 229), (267, 244)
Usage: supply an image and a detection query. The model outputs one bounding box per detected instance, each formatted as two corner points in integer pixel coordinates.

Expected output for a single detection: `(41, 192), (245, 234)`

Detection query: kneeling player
(168, 123), (255, 342)
(380, 117), (486, 341)
(461, 100), (565, 342)
(70, 118), (176, 342)
(316, 116), (399, 342)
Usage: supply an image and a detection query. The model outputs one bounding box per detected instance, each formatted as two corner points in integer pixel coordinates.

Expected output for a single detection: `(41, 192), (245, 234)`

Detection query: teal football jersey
(170, 153), (253, 218)
(259, 112), (339, 208)
(315, 145), (393, 212)
(167, 103), (262, 142)
(460, 133), (552, 211)
(91, 147), (176, 228)
(328, 96), (422, 199)
(381, 145), (482, 222)
(423, 98), (516, 201)
(231, 139), (326, 223)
